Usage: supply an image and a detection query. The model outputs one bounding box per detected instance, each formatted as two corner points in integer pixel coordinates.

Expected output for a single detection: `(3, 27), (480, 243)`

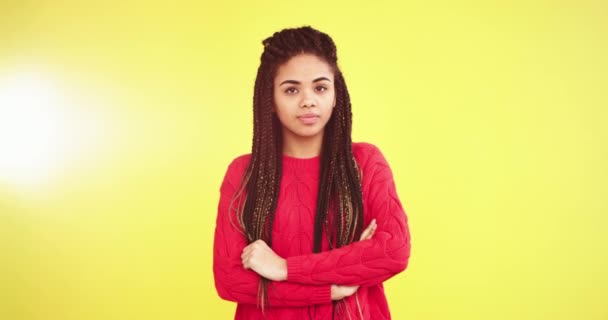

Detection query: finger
(243, 241), (257, 254)
(241, 248), (250, 260)
(241, 250), (252, 265)
(360, 219), (377, 240)
(242, 253), (252, 269)
(252, 239), (267, 249)
(256, 239), (268, 247)
(360, 228), (372, 241)
(368, 223), (377, 238)
(361, 229), (372, 241)
(360, 221), (373, 240)
(242, 245), (251, 255)
(359, 228), (369, 241)
(368, 219), (377, 232)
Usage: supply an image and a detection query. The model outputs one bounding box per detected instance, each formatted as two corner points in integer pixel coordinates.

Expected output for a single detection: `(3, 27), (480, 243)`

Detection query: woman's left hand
(241, 239), (287, 281)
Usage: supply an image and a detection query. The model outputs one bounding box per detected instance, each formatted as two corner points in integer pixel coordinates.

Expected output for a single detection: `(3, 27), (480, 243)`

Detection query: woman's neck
(282, 133), (323, 158)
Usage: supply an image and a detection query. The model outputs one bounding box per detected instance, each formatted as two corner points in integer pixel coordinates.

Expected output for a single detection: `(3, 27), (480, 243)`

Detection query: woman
(213, 25), (411, 319)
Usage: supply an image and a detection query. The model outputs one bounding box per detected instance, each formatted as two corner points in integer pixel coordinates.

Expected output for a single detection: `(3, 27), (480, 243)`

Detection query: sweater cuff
(286, 255), (310, 284)
(309, 285), (332, 304)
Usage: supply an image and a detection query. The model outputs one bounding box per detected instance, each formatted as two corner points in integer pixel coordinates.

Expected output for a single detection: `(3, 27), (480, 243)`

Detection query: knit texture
(213, 142), (411, 320)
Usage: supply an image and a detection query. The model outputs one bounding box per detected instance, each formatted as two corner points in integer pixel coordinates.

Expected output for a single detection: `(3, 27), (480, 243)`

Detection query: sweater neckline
(282, 153), (321, 170)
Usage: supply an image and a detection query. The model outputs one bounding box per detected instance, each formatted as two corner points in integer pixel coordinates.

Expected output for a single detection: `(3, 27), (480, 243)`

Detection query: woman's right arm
(213, 158), (335, 307)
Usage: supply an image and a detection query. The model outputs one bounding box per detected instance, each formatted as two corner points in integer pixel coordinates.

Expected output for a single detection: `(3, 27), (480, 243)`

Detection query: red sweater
(213, 142), (411, 320)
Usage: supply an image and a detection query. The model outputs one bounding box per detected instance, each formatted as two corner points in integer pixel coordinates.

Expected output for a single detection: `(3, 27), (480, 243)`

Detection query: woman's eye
(284, 86), (327, 94)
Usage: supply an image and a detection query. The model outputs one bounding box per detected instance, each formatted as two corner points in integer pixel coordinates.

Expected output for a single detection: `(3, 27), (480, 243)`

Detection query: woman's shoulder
(220, 152), (252, 185)
(352, 141), (386, 167)
(224, 152), (252, 173)
(352, 141), (380, 154)
(352, 141), (395, 187)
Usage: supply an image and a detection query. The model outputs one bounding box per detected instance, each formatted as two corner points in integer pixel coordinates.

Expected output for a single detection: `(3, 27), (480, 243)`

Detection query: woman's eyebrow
(279, 77), (332, 86)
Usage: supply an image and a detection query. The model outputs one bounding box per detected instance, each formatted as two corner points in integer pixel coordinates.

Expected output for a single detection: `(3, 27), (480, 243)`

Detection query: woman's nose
(300, 89), (317, 108)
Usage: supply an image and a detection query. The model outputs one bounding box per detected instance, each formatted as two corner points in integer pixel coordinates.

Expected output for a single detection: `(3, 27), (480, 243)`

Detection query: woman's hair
(229, 25), (364, 319)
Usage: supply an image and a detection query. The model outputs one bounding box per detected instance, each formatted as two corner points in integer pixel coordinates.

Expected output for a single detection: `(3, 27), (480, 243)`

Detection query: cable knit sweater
(213, 142), (411, 320)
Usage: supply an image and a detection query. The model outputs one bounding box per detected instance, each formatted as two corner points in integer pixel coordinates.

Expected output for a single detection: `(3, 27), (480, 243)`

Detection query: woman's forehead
(275, 54), (334, 83)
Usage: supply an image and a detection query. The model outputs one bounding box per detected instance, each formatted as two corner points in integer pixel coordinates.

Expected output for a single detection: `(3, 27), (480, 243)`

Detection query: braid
(231, 25), (364, 317)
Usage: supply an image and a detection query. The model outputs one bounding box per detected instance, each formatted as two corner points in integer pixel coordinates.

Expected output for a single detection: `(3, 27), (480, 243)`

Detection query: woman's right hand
(330, 219), (377, 300)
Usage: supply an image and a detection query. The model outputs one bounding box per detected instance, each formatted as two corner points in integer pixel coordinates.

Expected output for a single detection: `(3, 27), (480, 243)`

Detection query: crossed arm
(213, 149), (411, 306)
(213, 175), (376, 306)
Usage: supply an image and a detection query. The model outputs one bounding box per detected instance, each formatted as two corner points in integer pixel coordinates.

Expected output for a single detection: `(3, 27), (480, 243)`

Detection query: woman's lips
(298, 114), (319, 125)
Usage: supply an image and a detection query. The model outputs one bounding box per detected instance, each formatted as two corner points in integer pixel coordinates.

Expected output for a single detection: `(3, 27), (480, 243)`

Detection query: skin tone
(272, 53), (336, 158)
(241, 53), (378, 300)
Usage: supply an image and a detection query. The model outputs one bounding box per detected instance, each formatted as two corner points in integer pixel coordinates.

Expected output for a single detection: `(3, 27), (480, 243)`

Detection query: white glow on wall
(0, 71), (106, 189)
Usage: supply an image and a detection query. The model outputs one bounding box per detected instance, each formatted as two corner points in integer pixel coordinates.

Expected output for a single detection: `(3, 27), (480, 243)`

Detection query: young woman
(213, 26), (411, 320)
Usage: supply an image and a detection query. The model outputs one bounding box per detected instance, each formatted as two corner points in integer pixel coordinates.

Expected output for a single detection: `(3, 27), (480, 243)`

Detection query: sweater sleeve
(285, 144), (411, 287)
(213, 157), (332, 307)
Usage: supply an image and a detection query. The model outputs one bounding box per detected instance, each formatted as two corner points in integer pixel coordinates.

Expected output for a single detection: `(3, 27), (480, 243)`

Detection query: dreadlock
(229, 25), (364, 319)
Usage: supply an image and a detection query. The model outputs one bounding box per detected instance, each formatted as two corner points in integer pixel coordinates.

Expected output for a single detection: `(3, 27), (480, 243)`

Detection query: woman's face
(273, 53), (336, 144)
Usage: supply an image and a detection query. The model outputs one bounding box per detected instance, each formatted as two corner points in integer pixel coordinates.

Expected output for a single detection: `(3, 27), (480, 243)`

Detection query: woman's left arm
(247, 144), (411, 287)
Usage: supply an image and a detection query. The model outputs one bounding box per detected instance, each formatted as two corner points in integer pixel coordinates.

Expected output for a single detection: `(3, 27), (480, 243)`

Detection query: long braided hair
(230, 25), (364, 319)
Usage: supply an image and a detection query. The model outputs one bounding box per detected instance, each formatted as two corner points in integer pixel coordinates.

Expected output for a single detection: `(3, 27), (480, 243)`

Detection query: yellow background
(1, 1), (607, 319)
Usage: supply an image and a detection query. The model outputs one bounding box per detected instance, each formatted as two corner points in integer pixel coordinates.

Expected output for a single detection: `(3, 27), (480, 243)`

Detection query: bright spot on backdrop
(0, 71), (109, 190)
(0, 1), (606, 320)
